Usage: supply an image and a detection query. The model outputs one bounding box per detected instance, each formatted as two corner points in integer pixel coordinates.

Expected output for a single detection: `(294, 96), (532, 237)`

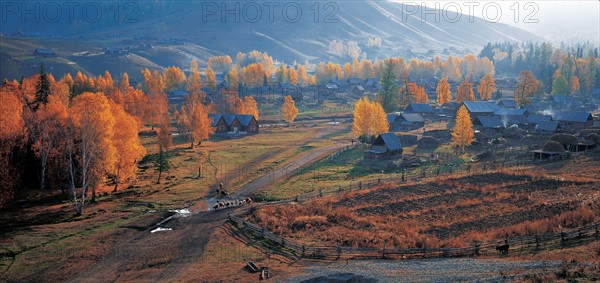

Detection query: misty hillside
(0, 1), (542, 80)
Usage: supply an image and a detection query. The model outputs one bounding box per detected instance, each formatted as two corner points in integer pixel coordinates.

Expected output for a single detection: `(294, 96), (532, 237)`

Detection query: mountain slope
(0, 1), (542, 80)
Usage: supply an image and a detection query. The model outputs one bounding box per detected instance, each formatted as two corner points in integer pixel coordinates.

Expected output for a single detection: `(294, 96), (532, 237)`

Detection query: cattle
(212, 204), (219, 210)
(245, 197), (253, 204)
(496, 244), (509, 255)
(220, 190), (229, 196)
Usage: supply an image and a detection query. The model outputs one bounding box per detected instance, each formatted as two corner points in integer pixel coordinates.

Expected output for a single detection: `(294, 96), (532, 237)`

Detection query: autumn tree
(0, 84), (25, 206)
(225, 67), (239, 90)
(436, 77), (452, 106)
(456, 80), (475, 102)
(241, 63), (265, 88)
(208, 55), (233, 73)
(451, 105), (474, 152)
(412, 84), (428, 104)
(67, 92), (116, 213)
(142, 68), (168, 128)
(205, 68), (217, 92)
(551, 70), (568, 96)
(281, 95), (299, 123)
(289, 68), (298, 85)
(376, 59), (398, 112)
(297, 65), (308, 85)
(25, 96), (68, 195)
(477, 73), (496, 100)
(343, 62), (353, 79)
(570, 76), (580, 95)
(155, 106), (172, 184)
(220, 89), (245, 114)
(352, 97), (389, 140)
(243, 96), (259, 120)
(109, 102), (146, 192)
(514, 70), (539, 105)
(163, 66), (187, 93)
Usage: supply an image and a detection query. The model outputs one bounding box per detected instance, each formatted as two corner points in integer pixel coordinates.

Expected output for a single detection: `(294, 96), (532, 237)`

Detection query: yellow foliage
(451, 105), (474, 152)
(352, 97), (389, 138)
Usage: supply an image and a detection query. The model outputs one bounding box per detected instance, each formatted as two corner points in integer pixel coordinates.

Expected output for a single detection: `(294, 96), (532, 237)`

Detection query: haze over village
(0, 1), (599, 282)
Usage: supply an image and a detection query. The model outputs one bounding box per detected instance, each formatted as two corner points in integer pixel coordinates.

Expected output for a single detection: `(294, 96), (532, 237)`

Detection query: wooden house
(364, 133), (403, 159)
(209, 114), (259, 135)
(552, 111), (593, 131)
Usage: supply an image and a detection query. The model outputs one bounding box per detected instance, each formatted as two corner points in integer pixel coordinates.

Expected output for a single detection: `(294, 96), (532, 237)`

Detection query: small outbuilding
(364, 133), (403, 159)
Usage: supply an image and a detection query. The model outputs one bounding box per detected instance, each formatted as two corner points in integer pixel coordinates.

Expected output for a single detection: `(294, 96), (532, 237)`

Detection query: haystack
(542, 141), (567, 153)
(549, 133), (578, 148)
(585, 133), (600, 145)
(417, 136), (439, 149)
(578, 129), (600, 138)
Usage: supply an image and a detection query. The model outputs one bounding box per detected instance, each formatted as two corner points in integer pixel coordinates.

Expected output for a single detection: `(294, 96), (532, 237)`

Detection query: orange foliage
(243, 96), (259, 120)
(281, 95), (299, 123)
(163, 66), (187, 93)
(436, 77), (452, 106)
(109, 101), (146, 191)
(456, 80), (475, 102)
(477, 73), (495, 101)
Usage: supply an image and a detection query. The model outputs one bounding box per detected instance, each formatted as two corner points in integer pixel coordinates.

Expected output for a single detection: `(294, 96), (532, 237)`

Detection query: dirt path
(71, 123), (350, 281)
(234, 142), (347, 197)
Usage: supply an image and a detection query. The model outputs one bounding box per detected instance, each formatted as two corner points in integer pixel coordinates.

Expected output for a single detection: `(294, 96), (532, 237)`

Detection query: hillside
(0, 1), (541, 81)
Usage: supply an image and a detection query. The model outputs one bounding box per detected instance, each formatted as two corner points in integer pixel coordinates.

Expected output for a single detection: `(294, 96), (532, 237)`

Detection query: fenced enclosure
(229, 214), (600, 261)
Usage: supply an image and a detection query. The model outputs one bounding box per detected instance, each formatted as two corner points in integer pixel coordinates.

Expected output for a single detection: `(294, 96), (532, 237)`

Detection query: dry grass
(249, 156), (600, 250)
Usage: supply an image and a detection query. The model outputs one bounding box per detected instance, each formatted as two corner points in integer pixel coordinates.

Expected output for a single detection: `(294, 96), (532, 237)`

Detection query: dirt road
(234, 142), (348, 197)
(72, 123), (350, 281)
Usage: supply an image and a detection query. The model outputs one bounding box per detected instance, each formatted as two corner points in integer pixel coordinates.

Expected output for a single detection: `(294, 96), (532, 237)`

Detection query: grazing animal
(245, 197), (253, 204)
(240, 199), (246, 205)
(225, 201), (231, 207)
(220, 190), (229, 196)
(217, 202), (224, 209)
(496, 244), (509, 255)
(212, 204), (219, 210)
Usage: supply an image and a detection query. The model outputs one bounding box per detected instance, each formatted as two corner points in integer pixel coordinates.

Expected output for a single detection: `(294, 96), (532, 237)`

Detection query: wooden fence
(228, 214), (600, 260)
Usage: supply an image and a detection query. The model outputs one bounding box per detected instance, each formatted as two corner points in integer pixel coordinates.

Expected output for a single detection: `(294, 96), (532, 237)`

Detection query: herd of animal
(212, 197), (253, 210)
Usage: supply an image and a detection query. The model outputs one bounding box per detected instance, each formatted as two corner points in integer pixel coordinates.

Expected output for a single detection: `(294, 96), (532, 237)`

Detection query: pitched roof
(477, 116), (504, 128)
(387, 113), (399, 124)
(330, 79), (348, 86)
(552, 111), (592, 123)
(462, 101), (500, 113)
(527, 114), (552, 124)
(347, 78), (363, 84)
(400, 113), (424, 123)
(497, 99), (517, 108)
(494, 108), (527, 116)
(325, 83), (338, 89)
(374, 133), (402, 151)
(209, 114), (256, 127)
(535, 121), (560, 132)
(506, 115), (528, 125)
(354, 85), (365, 91)
(407, 103), (433, 113)
(236, 114), (255, 126)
